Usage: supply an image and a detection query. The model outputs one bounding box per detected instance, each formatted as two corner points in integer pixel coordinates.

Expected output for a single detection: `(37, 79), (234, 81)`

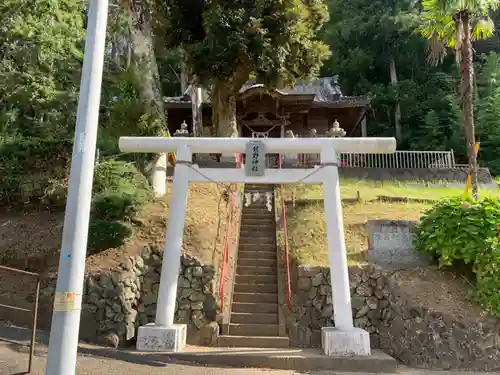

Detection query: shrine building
(163, 77), (371, 139)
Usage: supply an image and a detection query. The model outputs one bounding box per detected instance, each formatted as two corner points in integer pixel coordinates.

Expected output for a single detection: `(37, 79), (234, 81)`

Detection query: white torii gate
(119, 136), (396, 356)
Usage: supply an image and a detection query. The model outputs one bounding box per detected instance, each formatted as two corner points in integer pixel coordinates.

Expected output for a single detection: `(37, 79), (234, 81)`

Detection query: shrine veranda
(119, 136), (396, 356)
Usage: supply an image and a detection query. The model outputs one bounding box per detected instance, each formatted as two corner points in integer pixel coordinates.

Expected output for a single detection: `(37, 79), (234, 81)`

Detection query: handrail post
(0, 265), (40, 374)
(218, 153), (240, 312)
(29, 277), (41, 374)
(278, 153), (292, 310)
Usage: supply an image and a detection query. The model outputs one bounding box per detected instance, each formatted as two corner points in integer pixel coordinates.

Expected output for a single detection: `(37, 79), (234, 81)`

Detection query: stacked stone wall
(289, 265), (500, 371)
(80, 246), (219, 347)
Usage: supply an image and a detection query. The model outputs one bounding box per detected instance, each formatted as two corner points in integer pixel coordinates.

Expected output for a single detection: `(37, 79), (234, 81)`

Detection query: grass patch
(283, 179), (500, 201)
(284, 180), (471, 266)
(287, 200), (430, 266)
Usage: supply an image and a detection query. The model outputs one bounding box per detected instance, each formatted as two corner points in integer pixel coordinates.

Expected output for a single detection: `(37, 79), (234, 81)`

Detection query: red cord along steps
(217, 183), (289, 348)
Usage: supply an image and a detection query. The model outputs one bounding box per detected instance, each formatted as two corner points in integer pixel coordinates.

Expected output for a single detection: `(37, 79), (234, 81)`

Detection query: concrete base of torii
(322, 327), (371, 356)
(136, 324), (187, 352)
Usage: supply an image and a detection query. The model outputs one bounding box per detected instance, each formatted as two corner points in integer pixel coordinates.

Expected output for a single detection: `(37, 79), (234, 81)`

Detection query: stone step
(232, 302), (278, 313)
(239, 229), (275, 237)
(243, 206), (274, 212)
(237, 258), (276, 268)
(240, 223), (276, 231)
(230, 312), (279, 325)
(235, 274), (277, 284)
(170, 348), (398, 372)
(241, 214), (274, 219)
(240, 217), (275, 224)
(238, 243), (275, 251)
(236, 265), (275, 275)
(238, 250), (276, 260)
(229, 323), (278, 337)
(239, 232), (275, 239)
(239, 237), (275, 246)
(241, 217), (275, 225)
(232, 292), (277, 304)
(217, 335), (289, 348)
(233, 283), (278, 294)
(242, 210), (275, 221)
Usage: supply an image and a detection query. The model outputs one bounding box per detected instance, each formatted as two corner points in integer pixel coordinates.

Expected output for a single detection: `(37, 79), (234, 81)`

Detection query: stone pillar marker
(119, 136), (396, 355)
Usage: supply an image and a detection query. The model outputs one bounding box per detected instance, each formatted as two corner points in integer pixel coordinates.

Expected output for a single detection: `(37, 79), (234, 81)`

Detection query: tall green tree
(321, 0), (464, 153)
(418, 0), (500, 198)
(159, 0), (330, 137)
(0, 0), (85, 138)
(475, 52), (500, 174)
(323, 0), (420, 141)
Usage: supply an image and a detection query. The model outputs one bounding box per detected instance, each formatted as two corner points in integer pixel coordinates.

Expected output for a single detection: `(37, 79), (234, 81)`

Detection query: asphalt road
(1, 324), (500, 375)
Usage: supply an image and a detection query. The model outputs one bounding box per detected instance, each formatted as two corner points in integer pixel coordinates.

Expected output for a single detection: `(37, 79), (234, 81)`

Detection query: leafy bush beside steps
(415, 196), (500, 316)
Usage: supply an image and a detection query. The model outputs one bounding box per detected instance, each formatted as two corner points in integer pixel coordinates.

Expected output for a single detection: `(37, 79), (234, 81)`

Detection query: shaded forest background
(3, 0), (500, 209)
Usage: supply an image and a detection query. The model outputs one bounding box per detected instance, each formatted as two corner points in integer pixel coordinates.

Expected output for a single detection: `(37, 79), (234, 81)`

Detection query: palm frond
(471, 16), (495, 40)
(426, 33), (449, 65)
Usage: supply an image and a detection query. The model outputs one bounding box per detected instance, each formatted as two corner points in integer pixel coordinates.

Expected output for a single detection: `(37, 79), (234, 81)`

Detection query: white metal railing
(293, 150), (455, 169)
(196, 150), (456, 169)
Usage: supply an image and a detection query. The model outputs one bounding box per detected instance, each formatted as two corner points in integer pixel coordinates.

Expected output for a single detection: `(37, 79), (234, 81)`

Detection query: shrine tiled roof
(163, 76), (370, 107)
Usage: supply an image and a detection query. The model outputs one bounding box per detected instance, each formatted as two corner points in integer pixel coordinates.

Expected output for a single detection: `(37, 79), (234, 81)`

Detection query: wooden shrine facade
(163, 77), (371, 138)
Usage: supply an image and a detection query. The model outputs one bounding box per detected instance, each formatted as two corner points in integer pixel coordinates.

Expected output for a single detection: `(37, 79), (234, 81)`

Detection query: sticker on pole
(245, 141), (266, 177)
(53, 292), (76, 312)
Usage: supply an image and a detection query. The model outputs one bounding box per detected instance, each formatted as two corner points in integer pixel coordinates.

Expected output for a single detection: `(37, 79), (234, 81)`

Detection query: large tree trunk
(123, 0), (168, 197)
(191, 83), (203, 137)
(460, 13), (478, 199)
(212, 84), (238, 138)
(180, 65), (189, 93)
(389, 57), (402, 141)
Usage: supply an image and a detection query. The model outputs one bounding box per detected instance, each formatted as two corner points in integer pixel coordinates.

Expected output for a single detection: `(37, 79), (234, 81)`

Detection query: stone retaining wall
(288, 265), (500, 370)
(80, 246), (219, 347)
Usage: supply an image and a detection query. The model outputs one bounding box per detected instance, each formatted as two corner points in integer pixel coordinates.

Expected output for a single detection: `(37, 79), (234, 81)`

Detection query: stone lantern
(174, 121), (190, 137)
(326, 119), (346, 138)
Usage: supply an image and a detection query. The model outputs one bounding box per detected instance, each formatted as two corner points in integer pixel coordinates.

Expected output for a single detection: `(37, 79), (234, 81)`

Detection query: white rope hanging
(243, 123), (278, 138)
(243, 191), (274, 212)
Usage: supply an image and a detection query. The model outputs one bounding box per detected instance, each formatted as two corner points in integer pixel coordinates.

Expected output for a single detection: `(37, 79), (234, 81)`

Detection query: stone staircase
(218, 184), (289, 348)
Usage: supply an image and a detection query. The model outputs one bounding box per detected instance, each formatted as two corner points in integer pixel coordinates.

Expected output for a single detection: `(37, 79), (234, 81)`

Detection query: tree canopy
(0, 0), (85, 138)
(159, 0), (331, 136)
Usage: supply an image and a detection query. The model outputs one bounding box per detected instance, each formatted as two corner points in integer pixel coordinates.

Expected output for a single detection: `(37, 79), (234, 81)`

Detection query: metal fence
(181, 150), (457, 169)
(0, 265), (40, 374)
(293, 150), (455, 169)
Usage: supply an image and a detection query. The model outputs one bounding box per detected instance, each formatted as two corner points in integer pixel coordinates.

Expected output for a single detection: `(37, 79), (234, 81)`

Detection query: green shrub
(416, 196), (500, 315)
(92, 160), (151, 220)
(92, 187), (149, 220)
(93, 160), (149, 194)
(87, 220), (133, 255)
(0, 137), (72, 207)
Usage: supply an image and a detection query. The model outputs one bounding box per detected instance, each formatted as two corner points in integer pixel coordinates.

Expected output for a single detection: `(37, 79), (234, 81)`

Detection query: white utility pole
(45, 1), (109, 374)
